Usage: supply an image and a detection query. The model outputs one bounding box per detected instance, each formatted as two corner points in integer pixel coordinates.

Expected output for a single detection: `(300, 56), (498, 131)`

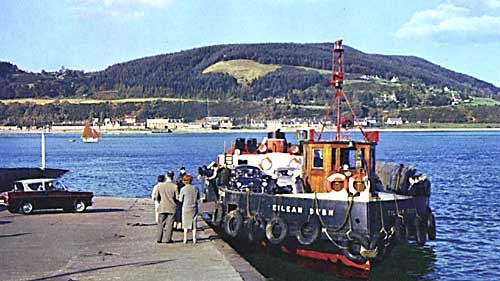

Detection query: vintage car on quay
(0, 178), (93, 215)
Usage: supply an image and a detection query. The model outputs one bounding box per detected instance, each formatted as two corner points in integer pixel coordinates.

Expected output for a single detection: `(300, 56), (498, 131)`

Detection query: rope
(323, 228), (349, 250)
(314, 192), (354, 235)
(318, 93), (337, 140)
(341, 91), (369, 142)
(245, 189), (252, 218)
(378, 199), (388, 237)
(392, 193), (403, 218)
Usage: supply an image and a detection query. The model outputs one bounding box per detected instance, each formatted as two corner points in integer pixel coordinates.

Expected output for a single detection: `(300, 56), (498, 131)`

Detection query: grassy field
(202, 59), (280, 85)
(468, 97), (500, 106)
(296, 66), (331, 75)
(0, 97), (215, 105)
(395, 122), (500, 129)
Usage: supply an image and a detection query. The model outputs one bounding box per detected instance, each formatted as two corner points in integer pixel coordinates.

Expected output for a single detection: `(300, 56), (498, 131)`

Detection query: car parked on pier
(0, 178), (93, 215)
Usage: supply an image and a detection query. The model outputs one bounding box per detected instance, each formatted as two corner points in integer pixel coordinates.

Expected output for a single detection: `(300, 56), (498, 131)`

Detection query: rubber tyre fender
(340, 240), (368, 264)
(247, 215), (266, 243)
(427, 209), (436, 241)
(296, 217), (321, 246)
(368, 231), (386, 261)
(224, 210), (243, 238)
(415, 216), (427, 246)
(212, 203), (224, 227)
(265, 216), (288, 245)
(349, 232), (371, 249)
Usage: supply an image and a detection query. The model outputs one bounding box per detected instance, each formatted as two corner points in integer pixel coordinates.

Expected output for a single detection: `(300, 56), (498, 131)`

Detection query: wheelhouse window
(340, 147), (356, 169)
(331, 148), (337, 169)
(313, 149), (324, 169)
(357, 148), (367, 170)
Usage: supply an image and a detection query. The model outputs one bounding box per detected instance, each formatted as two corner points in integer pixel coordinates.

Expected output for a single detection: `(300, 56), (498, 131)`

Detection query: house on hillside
(123, 115), (137, 125)
(249, 119), (266, 129)
(146, 118), (184, 130)
(266, 119), (283, 130)
(385, 117), (403, 126)
(204, 116), (233, 128)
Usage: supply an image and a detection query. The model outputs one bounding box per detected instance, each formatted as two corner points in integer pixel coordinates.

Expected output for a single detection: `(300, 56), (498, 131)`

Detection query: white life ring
(348, 175), (371, 194)
(259, 157), (273, 171)
(288, 157), (301, 168)
(327, 173), (347, 192)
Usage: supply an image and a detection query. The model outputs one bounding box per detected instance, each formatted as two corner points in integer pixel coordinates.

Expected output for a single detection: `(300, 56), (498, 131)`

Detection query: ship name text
(272, 204), (335, 217)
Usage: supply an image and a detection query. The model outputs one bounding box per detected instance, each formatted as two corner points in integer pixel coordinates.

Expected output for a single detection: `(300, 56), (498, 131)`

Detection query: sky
(1, 0), (500, 86)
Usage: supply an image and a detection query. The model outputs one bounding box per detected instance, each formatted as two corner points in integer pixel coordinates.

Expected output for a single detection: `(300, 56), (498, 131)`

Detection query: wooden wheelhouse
(302, 140), (376, 193)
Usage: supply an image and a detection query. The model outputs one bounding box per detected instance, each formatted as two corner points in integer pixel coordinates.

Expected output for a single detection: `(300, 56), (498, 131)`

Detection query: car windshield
(52, 181), (67, 191)
(277, 169), (292, 176)
(235, 167), (260, 178)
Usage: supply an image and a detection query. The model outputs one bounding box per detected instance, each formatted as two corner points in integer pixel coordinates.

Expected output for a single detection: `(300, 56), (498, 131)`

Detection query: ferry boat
(207, 40), (435, 271)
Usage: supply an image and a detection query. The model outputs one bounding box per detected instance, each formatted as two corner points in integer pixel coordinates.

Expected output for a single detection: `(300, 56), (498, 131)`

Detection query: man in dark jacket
(153, 171), (178, 243)
(174, 167), (187, 229)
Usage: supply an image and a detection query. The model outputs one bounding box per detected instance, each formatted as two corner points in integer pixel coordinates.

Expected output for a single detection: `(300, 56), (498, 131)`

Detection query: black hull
(215, 189), (432, 270)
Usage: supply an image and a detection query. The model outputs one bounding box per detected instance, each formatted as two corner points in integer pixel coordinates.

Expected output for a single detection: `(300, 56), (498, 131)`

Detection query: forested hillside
(1, 42), (499, 125)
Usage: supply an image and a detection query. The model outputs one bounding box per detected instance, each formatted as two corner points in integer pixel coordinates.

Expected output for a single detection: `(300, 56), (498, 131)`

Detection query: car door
(27, 182), (51, 209)
(46, 181), (70, 209)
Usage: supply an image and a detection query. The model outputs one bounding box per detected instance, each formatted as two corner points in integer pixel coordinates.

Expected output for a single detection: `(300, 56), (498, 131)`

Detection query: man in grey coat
(153, 171), (178, 243)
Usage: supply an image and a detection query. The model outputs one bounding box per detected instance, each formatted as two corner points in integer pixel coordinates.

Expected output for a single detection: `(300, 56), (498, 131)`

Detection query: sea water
(1, 131), (499, 281)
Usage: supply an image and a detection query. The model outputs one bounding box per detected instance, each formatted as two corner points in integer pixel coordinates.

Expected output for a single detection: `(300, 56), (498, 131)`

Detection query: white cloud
(395, 0), (500, 42)
(70, 0), (172, 21)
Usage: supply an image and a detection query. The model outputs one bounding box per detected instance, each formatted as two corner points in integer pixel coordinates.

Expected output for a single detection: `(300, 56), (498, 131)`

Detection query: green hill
(0, 43), (499, 125)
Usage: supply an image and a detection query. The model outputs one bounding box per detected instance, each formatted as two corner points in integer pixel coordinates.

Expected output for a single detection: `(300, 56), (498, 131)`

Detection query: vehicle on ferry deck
(230, 165), (273, 193)
(0, 178), (93, 215)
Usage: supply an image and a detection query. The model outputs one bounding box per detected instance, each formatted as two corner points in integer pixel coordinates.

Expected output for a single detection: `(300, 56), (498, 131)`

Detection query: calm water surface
(1, 131), (499, 281)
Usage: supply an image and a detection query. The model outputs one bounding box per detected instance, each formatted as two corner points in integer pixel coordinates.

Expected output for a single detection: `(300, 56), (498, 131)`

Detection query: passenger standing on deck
(175, 167), (187, 229)
(151, 175), (163, 223)
(197, 165), (208, 201)
(217, 163), (231, 196)
(179, 174), (199, 243)
(153, 172), (178, 243)
(207, 162), (218, 201)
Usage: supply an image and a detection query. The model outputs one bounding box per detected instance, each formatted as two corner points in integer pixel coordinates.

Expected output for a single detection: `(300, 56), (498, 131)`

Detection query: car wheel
(74, 200), (87, 213)
(20, 202), (33, 215)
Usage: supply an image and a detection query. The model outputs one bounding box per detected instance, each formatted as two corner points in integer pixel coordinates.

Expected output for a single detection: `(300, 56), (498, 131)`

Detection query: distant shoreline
(1, 126), (499, 135)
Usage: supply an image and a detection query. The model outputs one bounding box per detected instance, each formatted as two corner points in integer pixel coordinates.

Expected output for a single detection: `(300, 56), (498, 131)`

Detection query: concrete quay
(0, 197), (265, 281)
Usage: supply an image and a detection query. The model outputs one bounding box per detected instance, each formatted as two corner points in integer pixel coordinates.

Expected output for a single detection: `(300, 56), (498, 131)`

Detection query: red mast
(331, 40), (344, 141)
(317, 40), (370, 142)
